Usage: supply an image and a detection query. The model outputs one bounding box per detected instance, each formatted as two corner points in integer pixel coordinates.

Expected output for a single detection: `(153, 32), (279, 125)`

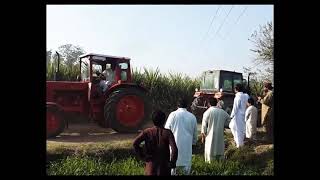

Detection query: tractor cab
(79, 53), (132, 85)
(79, 53), (133, 101)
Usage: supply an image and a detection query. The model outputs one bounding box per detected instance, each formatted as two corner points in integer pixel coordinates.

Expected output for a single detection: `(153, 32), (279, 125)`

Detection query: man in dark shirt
(133, 110), (178, 176)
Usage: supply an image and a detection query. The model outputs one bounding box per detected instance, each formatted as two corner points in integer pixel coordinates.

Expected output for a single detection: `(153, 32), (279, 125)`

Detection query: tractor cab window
(92, 64), (102, 76)
(119, 63), (128, 70)
(81, 57), (90, 81)
(119, 63), (128, 81)
(200, 71), (219, 90)
(91, 63), (103, 84)
(233, 74), (243, 87)
(220, 73), (233, 92)
(220, 72), (243, 92)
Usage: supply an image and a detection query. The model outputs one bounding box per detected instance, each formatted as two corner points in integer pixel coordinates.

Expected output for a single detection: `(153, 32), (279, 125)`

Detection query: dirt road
(47, 121), (205, 144)
(47, 121), (262, 145)
(47, 122), (143, 144)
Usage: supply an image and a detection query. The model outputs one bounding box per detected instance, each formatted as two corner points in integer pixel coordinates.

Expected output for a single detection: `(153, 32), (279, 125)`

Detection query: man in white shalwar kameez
(245, 97), (258, 140)
(165, 99), (198, 175)
(201, 98), (230, 162)
(229, 84), (248, 148)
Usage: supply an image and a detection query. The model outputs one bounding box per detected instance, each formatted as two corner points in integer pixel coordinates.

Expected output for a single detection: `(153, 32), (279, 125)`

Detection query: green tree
(248, 21), (274, 82)
(46, 44), (85, 81)
(58, 44), (85, 68)
(47, 50), (52, 66)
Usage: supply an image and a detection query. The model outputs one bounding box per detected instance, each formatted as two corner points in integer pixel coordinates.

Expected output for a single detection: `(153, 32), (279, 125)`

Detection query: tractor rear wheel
(104, 87), (150, 133)
(47, 104), (65, 138)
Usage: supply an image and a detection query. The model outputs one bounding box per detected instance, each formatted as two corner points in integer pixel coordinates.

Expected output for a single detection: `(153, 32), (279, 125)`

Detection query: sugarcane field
(47, 5), (274, 176)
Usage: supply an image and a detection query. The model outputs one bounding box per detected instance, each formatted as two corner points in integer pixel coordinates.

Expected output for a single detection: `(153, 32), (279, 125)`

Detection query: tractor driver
(102, 64), (115, 83)
(94, 71), (107, 93)
(98, 63), (116, 92)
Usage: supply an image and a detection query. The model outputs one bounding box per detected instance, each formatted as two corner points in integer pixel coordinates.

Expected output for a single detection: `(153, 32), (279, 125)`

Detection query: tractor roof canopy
(79, 53), (130, 64)
(200, 69), (243, 92)
(203, 69), (242, 75)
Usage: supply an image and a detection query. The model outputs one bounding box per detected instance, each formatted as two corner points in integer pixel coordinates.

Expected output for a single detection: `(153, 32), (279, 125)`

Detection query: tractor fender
(105, 83), (148, 97)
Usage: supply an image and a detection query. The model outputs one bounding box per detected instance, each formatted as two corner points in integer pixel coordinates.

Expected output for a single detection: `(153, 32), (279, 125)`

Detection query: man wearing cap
(258, 82), (273, 142)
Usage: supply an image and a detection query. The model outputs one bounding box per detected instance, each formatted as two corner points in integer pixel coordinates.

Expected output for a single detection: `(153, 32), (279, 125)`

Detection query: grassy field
(47, 131), (273, 176)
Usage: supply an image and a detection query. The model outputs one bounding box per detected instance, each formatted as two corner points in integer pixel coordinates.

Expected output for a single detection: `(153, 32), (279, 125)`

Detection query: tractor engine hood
(46, 81), (89, 102)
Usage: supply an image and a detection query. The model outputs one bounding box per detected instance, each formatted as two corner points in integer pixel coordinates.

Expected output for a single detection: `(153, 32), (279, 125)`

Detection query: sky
(47, 5), (273, 78)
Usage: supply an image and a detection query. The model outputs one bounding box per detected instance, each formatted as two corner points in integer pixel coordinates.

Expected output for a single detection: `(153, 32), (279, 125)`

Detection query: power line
(193, 6), (223, 57)
(210, 5), (234, 41)
(201, 5), (233, 56)
(235, 6), (248, 26)
(222, 6), (248, 40)
(201, 6), (221, 43)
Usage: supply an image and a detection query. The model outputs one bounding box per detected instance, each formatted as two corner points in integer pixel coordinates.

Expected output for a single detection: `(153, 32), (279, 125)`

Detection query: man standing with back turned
(201, 98), (230, 162)
(165, 98), (198, 175)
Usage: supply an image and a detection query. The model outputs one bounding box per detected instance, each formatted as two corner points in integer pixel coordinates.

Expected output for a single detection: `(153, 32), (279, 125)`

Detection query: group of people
(133, 82), (273, 176)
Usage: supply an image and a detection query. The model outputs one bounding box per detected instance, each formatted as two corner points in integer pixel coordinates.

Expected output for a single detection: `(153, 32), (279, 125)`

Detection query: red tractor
(46, 53), (151, 138)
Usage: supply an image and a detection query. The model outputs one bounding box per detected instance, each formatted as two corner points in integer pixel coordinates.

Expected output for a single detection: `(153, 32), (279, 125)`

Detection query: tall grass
(47, 137), (273, 176)
(47, 156), (144, 175)
(191, 155), (259, 175)
(47, 152), (270, 176)
(46, 61), (80, 81)
(132, 68), (200, 115)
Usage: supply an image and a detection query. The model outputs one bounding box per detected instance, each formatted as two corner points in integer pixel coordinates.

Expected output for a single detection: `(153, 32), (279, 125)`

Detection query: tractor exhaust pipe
(56, 51), (60, 74)
(54, 51), (61, 81)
